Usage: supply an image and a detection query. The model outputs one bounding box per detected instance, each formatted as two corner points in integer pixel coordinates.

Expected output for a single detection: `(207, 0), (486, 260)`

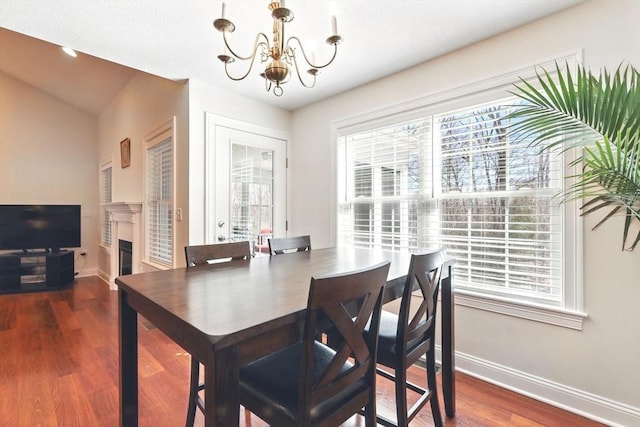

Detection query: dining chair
(238, 261), (391, 426)
(184, 240), (252, 267)
(183, 240), (252, 427)
(268, 234), (311, 255)
(369, 250), (444, 427)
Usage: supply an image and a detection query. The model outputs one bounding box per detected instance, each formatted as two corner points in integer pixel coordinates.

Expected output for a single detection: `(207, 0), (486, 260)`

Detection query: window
(338, 93), (581, 321)
(145, 119), (175, 267)
(100, 164), (112, 246)
(338, 115), (437, 251)
(436, 100), (563, 306)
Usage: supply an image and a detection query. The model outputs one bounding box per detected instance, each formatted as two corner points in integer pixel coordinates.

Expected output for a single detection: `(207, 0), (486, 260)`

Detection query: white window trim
(454, 290), (588, 330)
(333, 51), (586, 329)
(99, 160), (113, 251)
(144, 117), (177, 270)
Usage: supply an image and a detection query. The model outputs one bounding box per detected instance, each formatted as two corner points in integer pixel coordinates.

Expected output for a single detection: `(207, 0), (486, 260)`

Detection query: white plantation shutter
(147, 136), (173, 266)
(436, 99), (564, 305)
(338, 97), (568, 307)
(101, 166), (112, 245)
(338, 115), (439, 252)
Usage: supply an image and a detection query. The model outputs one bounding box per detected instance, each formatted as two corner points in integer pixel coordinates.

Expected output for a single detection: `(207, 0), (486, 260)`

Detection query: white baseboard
(96, 270), (107, 282)
(76, 268), (97, 278)
(93, 262), (161, 292)
(95, 270), (111, 286)
(436, 347), (640, 427)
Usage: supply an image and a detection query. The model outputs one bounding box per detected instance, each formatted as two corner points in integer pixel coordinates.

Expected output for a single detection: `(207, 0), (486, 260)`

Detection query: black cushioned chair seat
(239, 341), (360, 421)
(368, 310), (433, 369)
(374, 310), (402, 367)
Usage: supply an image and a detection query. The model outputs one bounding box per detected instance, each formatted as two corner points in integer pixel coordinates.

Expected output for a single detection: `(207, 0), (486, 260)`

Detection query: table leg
(119, 288), (138, 427)
(204, 346), (240, 426)
(441, 264), (456, 418)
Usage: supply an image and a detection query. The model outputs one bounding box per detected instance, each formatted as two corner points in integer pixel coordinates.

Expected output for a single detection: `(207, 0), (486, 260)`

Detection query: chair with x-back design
(368, 250), (444, 427)
(238, 261), (390, 426)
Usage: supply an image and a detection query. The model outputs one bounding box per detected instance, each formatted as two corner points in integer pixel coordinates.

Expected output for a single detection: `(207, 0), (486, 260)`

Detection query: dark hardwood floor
(0, 276), (605, 426)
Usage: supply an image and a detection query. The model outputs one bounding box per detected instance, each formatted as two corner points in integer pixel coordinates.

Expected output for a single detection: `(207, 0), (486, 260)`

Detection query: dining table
(116, 246), (455, 426)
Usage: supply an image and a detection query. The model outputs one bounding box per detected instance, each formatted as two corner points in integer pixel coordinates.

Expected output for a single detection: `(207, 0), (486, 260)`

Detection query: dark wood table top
(116, 247), (420, 348)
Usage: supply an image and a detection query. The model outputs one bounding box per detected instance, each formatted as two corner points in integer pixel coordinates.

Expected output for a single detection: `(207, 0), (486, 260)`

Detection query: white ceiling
(0, 0), (584, 114)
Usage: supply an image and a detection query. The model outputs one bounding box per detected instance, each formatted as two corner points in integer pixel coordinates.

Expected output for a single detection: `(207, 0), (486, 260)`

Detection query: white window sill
(454, 290), (588, 330)
(140, 259), (170, 272)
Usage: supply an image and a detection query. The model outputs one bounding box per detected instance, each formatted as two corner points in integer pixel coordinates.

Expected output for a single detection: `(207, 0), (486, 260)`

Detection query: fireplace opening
(119, 239), (132, 276)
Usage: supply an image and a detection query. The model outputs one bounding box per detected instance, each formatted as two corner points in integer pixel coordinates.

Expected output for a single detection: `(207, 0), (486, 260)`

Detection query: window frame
(144, 117), (176, 269)
(100, 161), (113, 248)
(333, 53), (586, 329)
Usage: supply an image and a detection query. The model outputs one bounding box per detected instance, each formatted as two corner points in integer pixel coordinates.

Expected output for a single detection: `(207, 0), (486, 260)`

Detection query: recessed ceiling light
(62, 46), (77, 57)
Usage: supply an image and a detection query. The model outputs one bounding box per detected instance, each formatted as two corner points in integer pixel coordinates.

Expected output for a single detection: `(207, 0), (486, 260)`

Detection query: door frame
(205, 113), (289, 244)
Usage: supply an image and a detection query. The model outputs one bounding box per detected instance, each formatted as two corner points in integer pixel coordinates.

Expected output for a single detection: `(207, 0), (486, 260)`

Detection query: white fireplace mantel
(104, 202), (142, 222)
(103, 202), (142, 290)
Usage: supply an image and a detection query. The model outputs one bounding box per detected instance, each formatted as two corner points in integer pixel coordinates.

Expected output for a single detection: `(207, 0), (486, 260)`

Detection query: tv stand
(0, 250), (75, 294)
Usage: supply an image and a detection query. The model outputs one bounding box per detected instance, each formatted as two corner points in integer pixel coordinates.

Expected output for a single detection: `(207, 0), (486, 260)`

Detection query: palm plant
(508, 63), (640, 250)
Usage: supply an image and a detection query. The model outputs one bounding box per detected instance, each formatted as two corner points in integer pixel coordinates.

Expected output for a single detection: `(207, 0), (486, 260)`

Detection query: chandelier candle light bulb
(212, 1), (342, 96)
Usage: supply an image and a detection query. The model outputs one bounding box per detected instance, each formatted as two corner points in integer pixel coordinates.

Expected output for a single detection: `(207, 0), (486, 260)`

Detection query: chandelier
(213, 1), (343, 97)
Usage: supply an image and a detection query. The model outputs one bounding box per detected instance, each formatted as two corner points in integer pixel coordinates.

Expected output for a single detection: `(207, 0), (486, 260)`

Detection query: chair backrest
(299, 261), (390, 423)
(396, 250), (443, 366)
(268, 235), (311, 255)
(184, 241), (252, 267)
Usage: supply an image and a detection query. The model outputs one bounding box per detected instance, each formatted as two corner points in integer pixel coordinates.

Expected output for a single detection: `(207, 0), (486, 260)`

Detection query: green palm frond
(577, 134), (640, 250)
(508, 62), (640, 250)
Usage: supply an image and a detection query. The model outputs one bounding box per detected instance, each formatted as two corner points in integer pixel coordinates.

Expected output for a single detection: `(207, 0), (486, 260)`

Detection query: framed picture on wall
(120, 138), (131, 168)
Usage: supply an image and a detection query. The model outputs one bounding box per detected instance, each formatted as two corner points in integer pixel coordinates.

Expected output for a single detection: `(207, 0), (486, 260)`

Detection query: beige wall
(0, 71), (99, 275)
(1, 65), (289, 276)
(96, 74), (289, 271)
(186, 79), (291, 247)
(97, 72), (189, 272)
(289, 1), (640, 425)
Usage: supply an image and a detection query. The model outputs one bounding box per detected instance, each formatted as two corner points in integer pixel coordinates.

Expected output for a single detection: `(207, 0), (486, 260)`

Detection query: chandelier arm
(223, 31), (271, 61)
(286, 36), (338, 69)
(291, 54), (317, 89)
(223, 41), (269, 81)
(214, 3), (340, 94)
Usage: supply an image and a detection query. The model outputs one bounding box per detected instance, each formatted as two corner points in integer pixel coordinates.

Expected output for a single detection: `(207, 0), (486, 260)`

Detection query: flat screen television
(0, 205), (81, 252)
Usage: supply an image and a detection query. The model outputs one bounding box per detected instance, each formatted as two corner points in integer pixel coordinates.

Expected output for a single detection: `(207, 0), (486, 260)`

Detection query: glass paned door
(213, 126), (286, 256)
(230, 145), (274, 248)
